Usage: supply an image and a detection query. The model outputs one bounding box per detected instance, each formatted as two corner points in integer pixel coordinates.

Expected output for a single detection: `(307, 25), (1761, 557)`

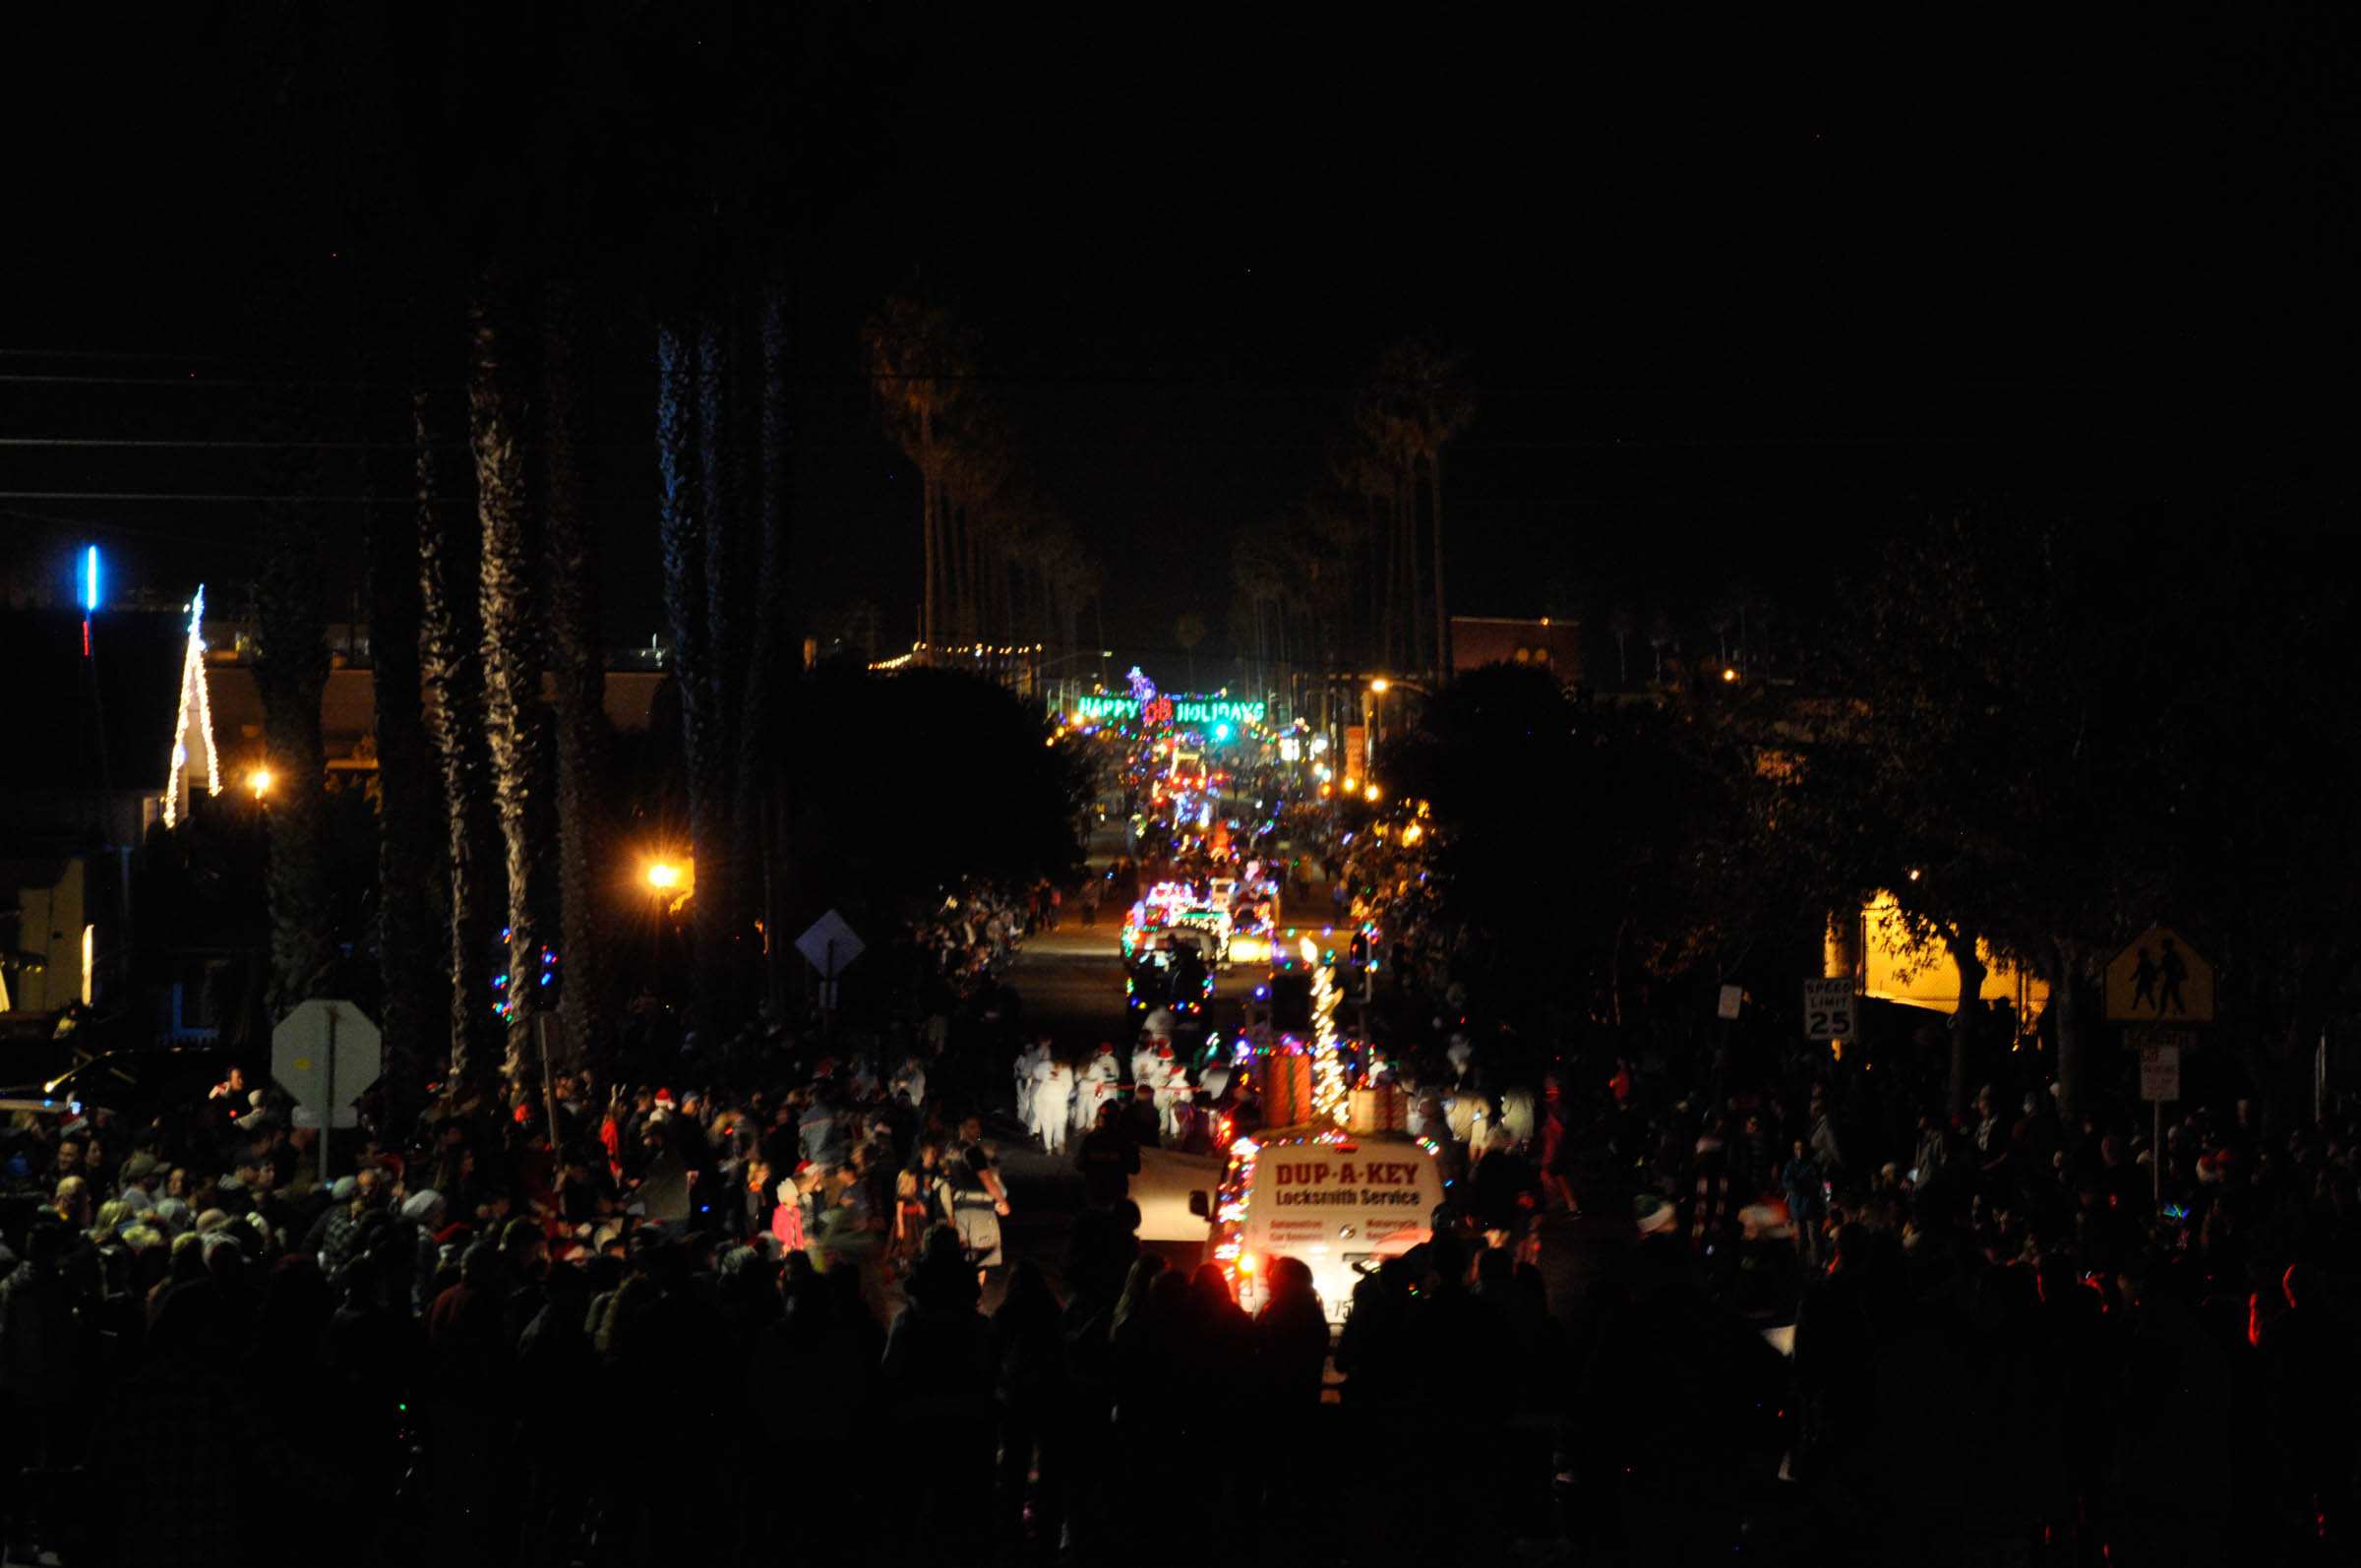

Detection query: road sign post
(2105, 926), (2214, 1025)
(1803, 977), (1855, 1044)
(796, 910), (866, 1033)
(271, 999), (384, 1185)
(2107, 929), (2213, 1208)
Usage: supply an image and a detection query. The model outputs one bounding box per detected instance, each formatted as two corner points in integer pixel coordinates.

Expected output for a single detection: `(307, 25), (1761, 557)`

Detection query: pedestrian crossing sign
(2104, 926), (2213, 1024)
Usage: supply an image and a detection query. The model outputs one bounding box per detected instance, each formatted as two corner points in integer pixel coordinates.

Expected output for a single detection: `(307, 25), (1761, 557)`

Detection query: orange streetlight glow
(247, 766), (273, 799)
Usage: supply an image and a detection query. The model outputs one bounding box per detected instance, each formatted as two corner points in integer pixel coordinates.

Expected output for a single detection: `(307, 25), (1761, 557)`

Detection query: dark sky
(6, 8), (2354, 670)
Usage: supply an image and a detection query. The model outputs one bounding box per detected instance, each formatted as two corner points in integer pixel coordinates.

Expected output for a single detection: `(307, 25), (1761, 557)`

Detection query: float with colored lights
(1191, 933), (1443, 1320)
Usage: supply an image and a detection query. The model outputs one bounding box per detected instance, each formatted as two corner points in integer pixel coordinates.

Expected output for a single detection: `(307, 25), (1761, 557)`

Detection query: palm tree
(367, 405), (451, 1103)
(656, 303), (730, 1041)
(864, 295), (970, 654)
(542, 271), (610, 1071)
(695, 298), (748, 1026)
(416, 375), (503, 1083)
(1175, 613), (1208, 690)
(1326, 433), (1392, 674)
(1647, 609), (1675, 686)
(468, 276), (545, 1075)
(1607, 607), (1635, 688)
(1368, 341), (1474, 683)
(1352, 390), (1419, 674)
(253, 425), (336, 1024)
(941, 402), (1014, 643)
(742, 268), (794, 1021)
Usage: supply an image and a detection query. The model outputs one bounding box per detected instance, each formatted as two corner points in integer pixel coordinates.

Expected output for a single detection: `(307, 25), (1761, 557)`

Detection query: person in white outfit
(1014, 1039), (1048, 1137)
(1131, 1037), (1161, 1091)
(1075, 1044), (1122, 1140)
(1035, 1055), (1077, 1154)
(1149, 1043), (1186, 1142)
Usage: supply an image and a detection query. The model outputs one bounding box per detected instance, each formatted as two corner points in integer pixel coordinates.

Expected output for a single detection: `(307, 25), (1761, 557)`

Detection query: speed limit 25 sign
(1803, 978), (1855, 1041)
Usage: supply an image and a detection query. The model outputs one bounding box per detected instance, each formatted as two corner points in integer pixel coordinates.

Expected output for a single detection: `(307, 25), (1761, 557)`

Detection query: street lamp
(645, 858), (691, 893)
(247, 766), (273, 801)
(1363, 676), (1425, 768)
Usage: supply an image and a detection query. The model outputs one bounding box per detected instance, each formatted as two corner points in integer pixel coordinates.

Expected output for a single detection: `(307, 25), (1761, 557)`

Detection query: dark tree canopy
(784, 667), (1089, 924)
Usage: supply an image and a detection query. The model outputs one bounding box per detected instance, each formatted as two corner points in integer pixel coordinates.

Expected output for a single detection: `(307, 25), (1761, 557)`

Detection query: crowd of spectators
(6, 771), (2358, 1565)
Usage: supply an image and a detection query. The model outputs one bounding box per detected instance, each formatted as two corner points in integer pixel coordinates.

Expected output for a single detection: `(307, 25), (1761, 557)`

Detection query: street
(984, 814), (1243, 1289)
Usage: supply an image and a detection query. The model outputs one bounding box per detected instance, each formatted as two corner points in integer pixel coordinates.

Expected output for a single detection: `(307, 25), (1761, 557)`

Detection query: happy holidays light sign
(1074, 694), (1265, 728)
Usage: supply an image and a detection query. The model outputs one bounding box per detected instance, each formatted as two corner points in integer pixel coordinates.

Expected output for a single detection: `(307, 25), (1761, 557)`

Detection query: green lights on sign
(1070, 694), (1266, 728)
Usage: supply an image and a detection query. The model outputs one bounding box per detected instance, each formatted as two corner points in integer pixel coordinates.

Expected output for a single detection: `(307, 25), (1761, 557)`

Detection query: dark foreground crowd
(7, 998), (2361, 1568)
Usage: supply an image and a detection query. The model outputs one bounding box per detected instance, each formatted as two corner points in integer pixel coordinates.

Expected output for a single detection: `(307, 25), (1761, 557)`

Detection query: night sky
(6, 8), (2352, 670)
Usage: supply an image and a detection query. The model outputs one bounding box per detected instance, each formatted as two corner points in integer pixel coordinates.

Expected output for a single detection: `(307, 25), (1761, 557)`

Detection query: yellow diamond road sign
(2104, 926), (2213, 1025)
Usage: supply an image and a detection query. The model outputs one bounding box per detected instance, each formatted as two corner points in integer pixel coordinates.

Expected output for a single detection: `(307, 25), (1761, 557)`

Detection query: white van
(1191, 1129), (1446, 1322)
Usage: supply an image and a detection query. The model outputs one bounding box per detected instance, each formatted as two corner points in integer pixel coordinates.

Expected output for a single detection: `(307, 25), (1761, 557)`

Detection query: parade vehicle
(1189, 1125), (1446, 1323)
(1126, 943), (1214, 1019)
(1120, 880), (1196, 960)
(1171, 905), (1234, 966)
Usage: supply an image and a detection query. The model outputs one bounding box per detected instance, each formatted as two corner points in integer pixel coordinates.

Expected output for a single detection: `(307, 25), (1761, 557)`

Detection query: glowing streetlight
(645, 859), (688, 892)
(1721, 666), (1739, 684)
(1369, 678), (1391, 694)
(1363, 783), (1382, 803)
(247, 766), (273, 800)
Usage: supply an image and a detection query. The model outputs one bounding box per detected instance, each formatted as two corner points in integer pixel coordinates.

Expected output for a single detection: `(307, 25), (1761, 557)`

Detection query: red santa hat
(1156, 1044), (1174, 1058)
(653, 1088), (677, 1109)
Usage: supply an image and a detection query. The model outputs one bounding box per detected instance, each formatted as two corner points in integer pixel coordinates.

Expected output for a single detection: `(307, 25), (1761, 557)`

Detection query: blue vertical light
(84, 546), (99, 613)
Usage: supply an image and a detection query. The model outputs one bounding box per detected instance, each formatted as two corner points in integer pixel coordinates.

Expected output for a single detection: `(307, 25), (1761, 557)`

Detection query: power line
(0, 438), (469, 451)
(0, 491), (647, 505)
(0, 347), (228, 361)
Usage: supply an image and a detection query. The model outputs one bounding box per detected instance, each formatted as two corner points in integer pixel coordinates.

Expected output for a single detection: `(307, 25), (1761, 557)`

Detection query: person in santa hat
(1150, 1042), (1188, 1144)
(1076, 1039), (1119, 1138)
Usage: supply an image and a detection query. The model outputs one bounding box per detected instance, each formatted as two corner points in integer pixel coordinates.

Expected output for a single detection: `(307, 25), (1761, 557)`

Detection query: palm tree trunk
(416, 380), (502, 1083)
(254, 427), (336, 1024)
(542, 273), (610, 1072)
(1429, 446), (1450, 682)
(919, 405), (938, 652)
(367, 414), (450, 1107)
(742, 271), (792, 1026)
(1398, 469), (1422, 674)
(469, 277), (543, 1079)
(948, 497), (968, 641)
(655, 308), (708, 1026)
(695, 307), (742, 1038)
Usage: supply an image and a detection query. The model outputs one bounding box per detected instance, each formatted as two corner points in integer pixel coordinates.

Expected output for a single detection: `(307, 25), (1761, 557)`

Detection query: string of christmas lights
(1308, 944), (1348, 1126)
(161, 585), (221, 828)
